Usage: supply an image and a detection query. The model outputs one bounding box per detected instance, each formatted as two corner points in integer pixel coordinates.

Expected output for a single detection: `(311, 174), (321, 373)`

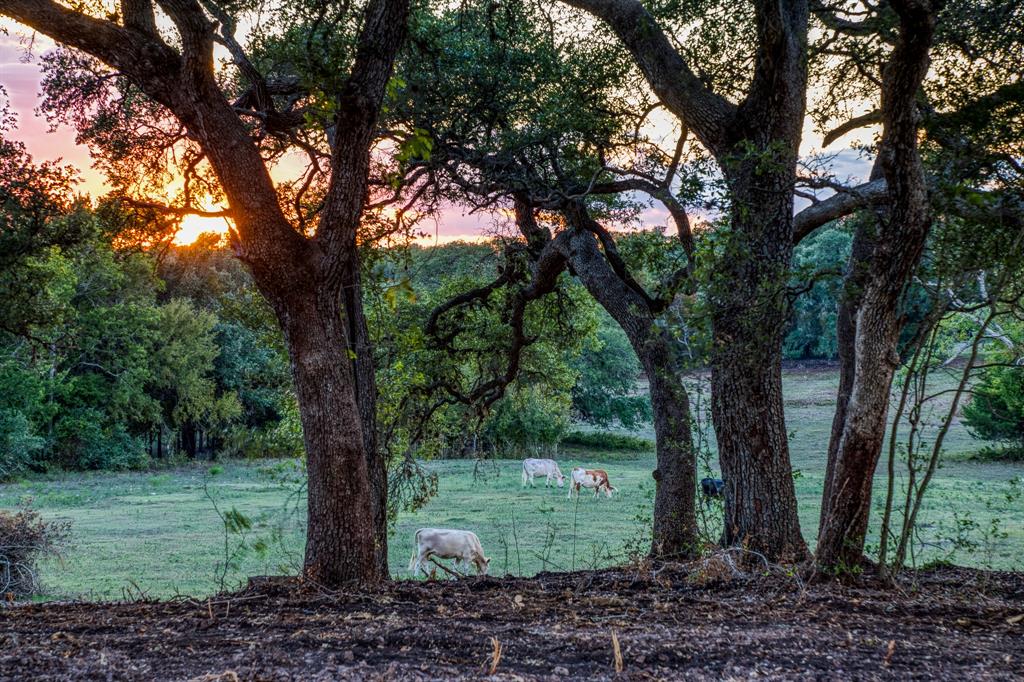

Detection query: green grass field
(1, 367), (1021, 600)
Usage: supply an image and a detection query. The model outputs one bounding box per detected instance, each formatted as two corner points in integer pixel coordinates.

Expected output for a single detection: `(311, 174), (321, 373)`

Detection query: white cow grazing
(521, 458), (566, 488)
(409, 528), (490, 577)
(567, 466), (617, 499)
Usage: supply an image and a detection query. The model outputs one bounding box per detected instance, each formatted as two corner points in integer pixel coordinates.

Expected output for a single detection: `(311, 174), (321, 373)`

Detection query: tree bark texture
(277, 279), (381, 584)
(340, 247), (389, 576)
(643, 338), (698, 558)
(816, 0), (937, 572)
(708, 153), (808, 562)
(820, 213), (877, 513)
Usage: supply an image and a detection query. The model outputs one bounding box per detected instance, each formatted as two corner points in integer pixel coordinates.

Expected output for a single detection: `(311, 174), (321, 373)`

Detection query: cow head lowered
(410, 528), (491, 577)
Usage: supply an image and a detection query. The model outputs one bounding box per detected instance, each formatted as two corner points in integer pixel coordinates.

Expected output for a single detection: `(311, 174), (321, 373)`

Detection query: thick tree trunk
(816, 288), (903, 569)
(815, 0), (936, 573)
(639, 336), (698, 559)
(553, 221), (699, 559)
(710, 171), (808, 562)
(340, 248), (388, 576)
(276, 281), (383, 585)
(821, 216), (875, 510)
(711, 342), (806, 560)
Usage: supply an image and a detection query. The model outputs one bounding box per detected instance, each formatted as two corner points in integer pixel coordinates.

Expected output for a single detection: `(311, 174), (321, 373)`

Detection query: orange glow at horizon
(172, 210), (491, 247)
(174, 213), (232, 245)
(411, 232), (492, 246)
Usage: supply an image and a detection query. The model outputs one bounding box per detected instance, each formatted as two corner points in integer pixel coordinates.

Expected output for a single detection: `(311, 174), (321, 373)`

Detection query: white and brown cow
(521, 458), (566, 488)
(567, 467), (617, 499)
(409, 528), (490, 578)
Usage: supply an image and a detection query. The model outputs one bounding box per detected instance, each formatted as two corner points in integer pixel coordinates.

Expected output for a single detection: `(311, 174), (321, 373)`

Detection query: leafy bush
(571, 320), (652, 428)
(561, 430), (654, 452)
(963, 363), (1024, 448)
(0, 409), (45, 480)
(783, 226), (850, 360)
(220, 395), (304, 460)
(53, 411), (148, 471)
(0, 502), (71, 597)
(482, 385), (571, 456)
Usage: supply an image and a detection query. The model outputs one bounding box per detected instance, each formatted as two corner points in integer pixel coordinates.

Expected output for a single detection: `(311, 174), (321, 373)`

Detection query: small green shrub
(53, 411), (147, 471)
(561, 430), (654, 452)
(481, 385), (571, 456)
(963, 363), (1024, 449)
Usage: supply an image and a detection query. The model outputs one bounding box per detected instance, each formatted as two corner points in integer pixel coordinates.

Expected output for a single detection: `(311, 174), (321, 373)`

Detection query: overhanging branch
(122, 197), (234, 218)
(792, 178), (888, 242)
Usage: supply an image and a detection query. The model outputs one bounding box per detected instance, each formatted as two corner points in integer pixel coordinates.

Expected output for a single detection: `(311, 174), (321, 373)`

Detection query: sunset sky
(1, 20), (874, 247)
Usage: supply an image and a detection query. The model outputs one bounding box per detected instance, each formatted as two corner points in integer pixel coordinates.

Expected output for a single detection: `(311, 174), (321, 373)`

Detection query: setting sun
(174, 213), (232, 245)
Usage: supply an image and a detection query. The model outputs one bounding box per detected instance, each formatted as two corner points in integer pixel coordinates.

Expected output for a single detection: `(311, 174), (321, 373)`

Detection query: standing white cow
(409, 528), (490, 578)
(567, 466), (617, 499)
(521, 458), (566, 488)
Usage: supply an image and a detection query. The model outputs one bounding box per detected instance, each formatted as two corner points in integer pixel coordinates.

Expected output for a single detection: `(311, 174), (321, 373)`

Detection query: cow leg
(413, 551), (424, 577)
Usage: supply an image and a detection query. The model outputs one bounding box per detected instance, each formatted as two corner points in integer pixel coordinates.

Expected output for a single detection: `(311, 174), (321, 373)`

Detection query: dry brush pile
(0, 503), (70, 598)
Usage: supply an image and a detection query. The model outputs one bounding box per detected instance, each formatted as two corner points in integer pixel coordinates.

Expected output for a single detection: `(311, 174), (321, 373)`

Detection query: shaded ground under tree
(1, 565), (1021, 680)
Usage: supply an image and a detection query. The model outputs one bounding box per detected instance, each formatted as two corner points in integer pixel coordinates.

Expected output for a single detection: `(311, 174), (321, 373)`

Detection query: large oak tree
(557, 0), (816, 560)
(811, 0), (1024, 571)
(0, 0), (410, 585)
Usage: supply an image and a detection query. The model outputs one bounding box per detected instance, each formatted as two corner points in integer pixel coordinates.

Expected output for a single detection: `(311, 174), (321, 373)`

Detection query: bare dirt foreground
(1, 565), (1022, 681)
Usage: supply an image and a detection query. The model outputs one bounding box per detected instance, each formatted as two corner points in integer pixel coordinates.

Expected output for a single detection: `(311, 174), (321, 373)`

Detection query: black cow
(700, 477), (725, 499)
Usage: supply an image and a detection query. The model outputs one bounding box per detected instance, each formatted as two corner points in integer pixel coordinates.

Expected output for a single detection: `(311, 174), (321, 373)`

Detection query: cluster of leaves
(390, 3), (652, 215)
(571, 313), (653, 428)
(783, 226), (852, 359)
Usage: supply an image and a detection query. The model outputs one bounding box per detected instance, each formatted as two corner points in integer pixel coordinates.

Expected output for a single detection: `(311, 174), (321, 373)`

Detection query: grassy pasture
(1, 366), (1021, 600)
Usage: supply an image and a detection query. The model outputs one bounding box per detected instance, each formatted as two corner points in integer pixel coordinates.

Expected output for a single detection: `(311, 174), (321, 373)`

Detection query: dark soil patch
(1, 565), (1022, 680)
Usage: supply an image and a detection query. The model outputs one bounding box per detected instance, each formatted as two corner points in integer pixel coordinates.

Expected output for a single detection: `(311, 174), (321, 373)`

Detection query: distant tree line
(0, 138), (298, 477)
